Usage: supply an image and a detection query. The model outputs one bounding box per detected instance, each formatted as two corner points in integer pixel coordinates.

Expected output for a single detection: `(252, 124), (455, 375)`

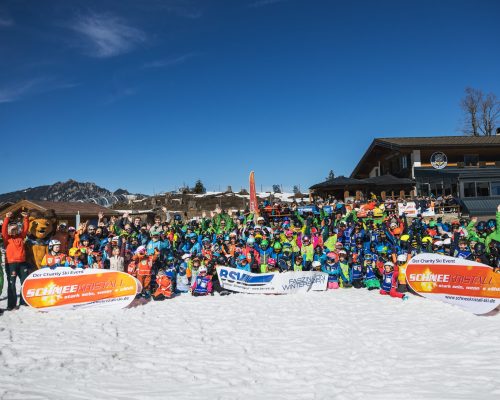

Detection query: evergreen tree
(272, 184), (282, 193)
(192, 179), (206, 194)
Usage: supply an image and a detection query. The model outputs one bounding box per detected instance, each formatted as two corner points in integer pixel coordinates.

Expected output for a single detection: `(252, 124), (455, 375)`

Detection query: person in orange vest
(2, 211), (30, 310)
(41, 240), (67, 268)
(128, 245), (158, 298)
(152, 268), (174, 301)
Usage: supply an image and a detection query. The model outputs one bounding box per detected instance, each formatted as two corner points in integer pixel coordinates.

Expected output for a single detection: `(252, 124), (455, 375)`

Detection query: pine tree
(272, 184), (282, 193)
(327, 170), (335, 180)
(192, 179), (206, 194)
(293, 185), (300, 194)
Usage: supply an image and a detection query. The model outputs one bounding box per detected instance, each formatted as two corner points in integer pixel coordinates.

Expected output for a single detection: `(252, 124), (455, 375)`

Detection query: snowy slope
(1, 289), (499, 400)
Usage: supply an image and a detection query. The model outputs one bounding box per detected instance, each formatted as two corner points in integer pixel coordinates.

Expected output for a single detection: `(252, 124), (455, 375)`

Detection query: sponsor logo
(219, 268), (274, 286)
(281, 275), (326, 291)
(430, 152), (447, 169)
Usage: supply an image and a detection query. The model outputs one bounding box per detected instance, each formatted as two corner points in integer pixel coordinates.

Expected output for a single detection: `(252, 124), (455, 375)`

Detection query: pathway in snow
(1, 290), (499, 399)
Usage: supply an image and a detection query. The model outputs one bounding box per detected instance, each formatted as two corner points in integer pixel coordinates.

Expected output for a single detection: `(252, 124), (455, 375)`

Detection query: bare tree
(479, 92), (500, 136)
(461, 87), (482, 136)
(461, 87), (500, 136)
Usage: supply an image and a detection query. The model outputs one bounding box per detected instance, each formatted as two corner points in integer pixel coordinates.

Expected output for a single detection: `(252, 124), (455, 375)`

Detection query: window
(463, 182), (475, 197)
(476, 182), (490, 197)
(402, 155), (408, 169)
(464, 154), (479, 166)
(491, 182), (500, 196)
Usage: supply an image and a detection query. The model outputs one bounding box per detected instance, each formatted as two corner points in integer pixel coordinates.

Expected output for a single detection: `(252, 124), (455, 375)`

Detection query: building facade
(350, 135), (500, 200)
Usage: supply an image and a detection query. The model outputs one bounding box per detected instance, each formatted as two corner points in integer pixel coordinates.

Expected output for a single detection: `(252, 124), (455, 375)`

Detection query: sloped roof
(310, 176), (366, 190)
(1, 200), (118, 217)
(376, 136), (500, 147)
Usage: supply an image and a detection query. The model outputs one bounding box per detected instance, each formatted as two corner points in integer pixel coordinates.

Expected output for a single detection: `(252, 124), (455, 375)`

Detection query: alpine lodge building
(309, 131), (500, 217)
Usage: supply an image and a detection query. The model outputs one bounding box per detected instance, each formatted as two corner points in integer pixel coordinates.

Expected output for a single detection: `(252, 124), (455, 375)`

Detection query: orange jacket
(2, 217), (29, 263)
(41, 253), (67, 268)
(154, 275), (173, 298)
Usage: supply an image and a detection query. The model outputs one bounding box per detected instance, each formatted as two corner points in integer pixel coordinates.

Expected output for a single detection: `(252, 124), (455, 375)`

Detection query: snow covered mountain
(0, 180), (132, 203)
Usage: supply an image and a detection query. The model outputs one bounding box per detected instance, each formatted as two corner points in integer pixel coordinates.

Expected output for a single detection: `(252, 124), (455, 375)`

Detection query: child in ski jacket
(153, 269), (174, 300)
(380, 262), (408, 300)
(191, 266), (213, 296)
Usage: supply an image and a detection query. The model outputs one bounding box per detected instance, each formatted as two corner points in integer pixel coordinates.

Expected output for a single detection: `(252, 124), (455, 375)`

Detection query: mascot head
(29, 209), (57, 239)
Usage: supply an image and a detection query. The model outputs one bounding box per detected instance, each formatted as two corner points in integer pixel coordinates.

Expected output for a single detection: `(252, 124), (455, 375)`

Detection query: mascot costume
(25, 209), (57, 269)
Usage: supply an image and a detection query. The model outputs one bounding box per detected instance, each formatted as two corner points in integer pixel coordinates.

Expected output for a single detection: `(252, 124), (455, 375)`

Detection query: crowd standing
(1, 198), (500, 311)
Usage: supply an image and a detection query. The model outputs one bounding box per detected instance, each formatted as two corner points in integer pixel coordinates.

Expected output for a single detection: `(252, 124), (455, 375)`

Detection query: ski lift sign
(430, 152), (447, 169)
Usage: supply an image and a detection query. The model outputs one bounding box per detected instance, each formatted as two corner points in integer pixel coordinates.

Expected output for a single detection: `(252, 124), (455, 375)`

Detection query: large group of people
(1, 198), (500, 311)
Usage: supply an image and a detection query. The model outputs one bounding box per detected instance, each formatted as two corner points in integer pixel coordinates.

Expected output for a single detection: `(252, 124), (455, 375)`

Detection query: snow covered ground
(1, 288), (499, 400)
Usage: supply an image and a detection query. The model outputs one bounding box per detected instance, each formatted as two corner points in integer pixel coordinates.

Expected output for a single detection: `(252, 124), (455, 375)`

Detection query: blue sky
(1, 0), (499, 194)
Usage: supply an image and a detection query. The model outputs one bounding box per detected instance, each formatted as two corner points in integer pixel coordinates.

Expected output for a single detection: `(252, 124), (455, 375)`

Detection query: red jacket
(2, 217), (29, 263)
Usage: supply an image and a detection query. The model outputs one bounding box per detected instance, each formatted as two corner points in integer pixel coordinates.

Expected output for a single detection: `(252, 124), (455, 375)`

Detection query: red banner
(406, 254), (500, 314)
(249, 171), (258, 216)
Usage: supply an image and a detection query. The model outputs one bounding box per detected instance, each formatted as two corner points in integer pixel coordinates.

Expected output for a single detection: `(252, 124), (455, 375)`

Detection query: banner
(216, 266), (328, 294)
(22, 268), (141, 311)
(406, 254), (500, 314)
(297, 206), (317, 215)
(398, 201), (435, 217)
(249, 171), (258, 216)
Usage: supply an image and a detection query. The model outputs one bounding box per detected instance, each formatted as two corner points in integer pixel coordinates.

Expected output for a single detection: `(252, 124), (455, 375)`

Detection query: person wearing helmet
(65, 247), (86, 269)
(363, 254), (381, 290)
(89, 250), (105, 269)
(129, 245), (159, 298)
(241, 237), (258, 273)
(293, 254), (304, 272)
(175, 261), (191, 293)
(268, 258), (279, 272)
(337, 250), (352, 288)
(278, 243), (294, 272)
(180, 232), (201, 257)
(281, 229), (300, 252)
(350, 261), (364, 289)
(300, 235), (314, 271)
(254, 238), (273, 273)
(485, 205), (500, 253)
(472, 242), (490, 266)
(395, 253), (409, 293)
(152, 268), (174, 301)
(201, 237), (213, 261)
(191, 265), (213, 296)
(2, 211), (30, 310)
(147, 231), (170, 257)
(313, 244), (326, 267)
(311, 260), (322, 271)
(321, 252), (346, 289)
(236, 254), (251, 272)
(41, 240), (67, 269)
(380, 261), (408, 300)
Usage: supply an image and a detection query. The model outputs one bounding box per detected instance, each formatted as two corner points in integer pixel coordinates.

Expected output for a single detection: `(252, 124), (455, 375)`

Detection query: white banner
(398, 201), (435, 217)
(216, 266), (328, 294)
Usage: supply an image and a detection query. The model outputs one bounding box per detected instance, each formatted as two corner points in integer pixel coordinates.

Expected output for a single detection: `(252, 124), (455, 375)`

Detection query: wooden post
(355, 191), (362, 201)
(381, 191), (386, 200)
(344, 190), (349, 201)
(400, 190), (405, 199)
